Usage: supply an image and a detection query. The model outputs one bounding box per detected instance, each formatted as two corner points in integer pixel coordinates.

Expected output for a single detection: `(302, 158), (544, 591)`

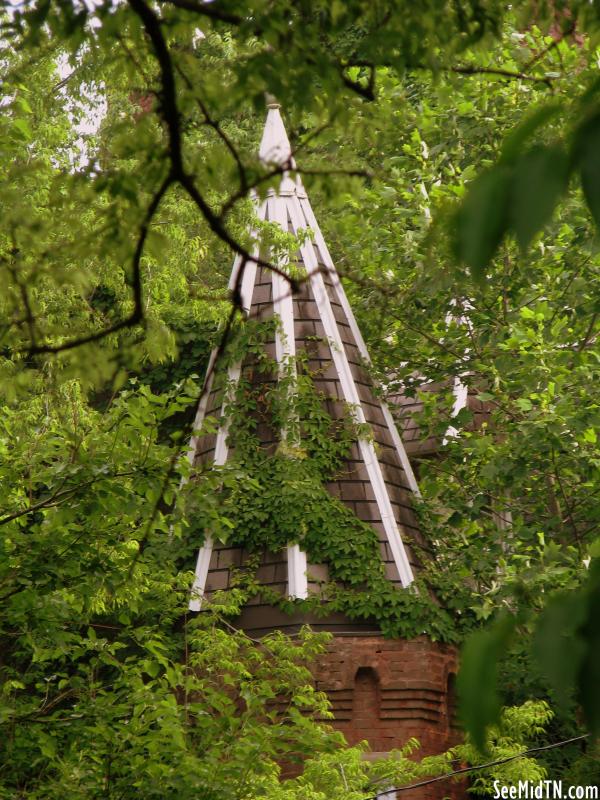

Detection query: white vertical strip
(185, 240), (261, 472)
(228, 253), (244, 291)
(269, 195), (308, 600)
(287, 543), (308, 598)
(189, 204), (266, 611)
(184, 349), (219, 467)
(188, 545), (213, 612)
(287, 195), (414, 587)
(270, 196), (297, 363)
(299, 197), (420, 496)
(189, 361), (244, 611)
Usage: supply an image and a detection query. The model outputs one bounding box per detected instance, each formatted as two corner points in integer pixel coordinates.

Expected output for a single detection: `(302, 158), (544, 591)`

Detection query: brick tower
(187, 106), (458, 788)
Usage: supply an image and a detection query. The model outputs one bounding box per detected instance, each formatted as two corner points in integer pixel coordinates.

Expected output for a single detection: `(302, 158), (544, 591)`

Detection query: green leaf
(589, 539), (600, 558)
(16, 96), (33, 114)
(532, 593), (587, 708)
(38, 732), (57, 759)
(578, 560), (600, 736)
(512, 145), (569, 250)
(144, 659), (161, 678)
(457, 613), (516, 753)
(13, 118), (32, 141)
(574, 113), (600, 229)
(533, 562), (600, 735)
(582, 427), (597, 444)
(501, 103), (563, 163)
(456, 166), (512, 280)
(516, 398), (533, 411)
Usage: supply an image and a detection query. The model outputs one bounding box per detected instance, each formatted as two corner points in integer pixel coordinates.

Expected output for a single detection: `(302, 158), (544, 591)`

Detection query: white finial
(259, 105), (295, 167)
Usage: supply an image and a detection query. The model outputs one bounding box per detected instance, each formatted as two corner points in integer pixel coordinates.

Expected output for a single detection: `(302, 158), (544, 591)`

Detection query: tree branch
(0, 471), (139, 526)
(340, 62), (376, 101)
(129, 0), (298, 291)
(523, 21), (575, 72)
(449, 64), (554, 87)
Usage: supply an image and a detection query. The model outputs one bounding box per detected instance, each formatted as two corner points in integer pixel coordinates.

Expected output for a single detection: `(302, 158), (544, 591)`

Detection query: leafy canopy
(1, 0), (600, 794)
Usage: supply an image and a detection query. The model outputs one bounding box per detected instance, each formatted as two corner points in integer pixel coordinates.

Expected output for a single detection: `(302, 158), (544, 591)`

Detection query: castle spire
(189, 107), (420, 617)
(185, 111), (460, 782)
(259, 103), (294, 167)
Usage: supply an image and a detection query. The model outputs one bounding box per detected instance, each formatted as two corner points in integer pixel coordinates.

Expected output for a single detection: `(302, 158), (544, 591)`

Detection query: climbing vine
(188, 320), (456, 642)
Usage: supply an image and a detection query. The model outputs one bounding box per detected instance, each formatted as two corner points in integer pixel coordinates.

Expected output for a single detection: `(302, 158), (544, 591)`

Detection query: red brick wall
(311, 634), (464, 800)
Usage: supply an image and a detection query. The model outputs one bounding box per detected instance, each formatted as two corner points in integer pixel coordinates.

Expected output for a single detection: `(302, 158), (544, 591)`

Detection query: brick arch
(355, 664), (380, 682)
(352, 666), (381, 742)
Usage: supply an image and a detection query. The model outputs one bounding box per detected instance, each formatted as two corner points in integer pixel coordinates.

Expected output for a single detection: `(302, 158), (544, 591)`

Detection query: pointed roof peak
(188, 107), (422, 614)
(259, 104), (294, 167)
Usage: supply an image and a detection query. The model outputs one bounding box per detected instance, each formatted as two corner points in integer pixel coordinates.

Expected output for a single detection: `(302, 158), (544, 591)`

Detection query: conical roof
(188, 106), (423, 628)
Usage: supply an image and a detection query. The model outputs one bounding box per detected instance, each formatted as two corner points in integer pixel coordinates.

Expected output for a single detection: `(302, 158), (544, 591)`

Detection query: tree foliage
(1, 0), (600, 794)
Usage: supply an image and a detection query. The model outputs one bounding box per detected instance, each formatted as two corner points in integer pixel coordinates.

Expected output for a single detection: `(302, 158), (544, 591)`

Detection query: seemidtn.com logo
(493, 782), (598, 800)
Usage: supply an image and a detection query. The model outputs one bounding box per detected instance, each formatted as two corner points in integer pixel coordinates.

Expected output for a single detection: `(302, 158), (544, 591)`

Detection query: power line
(366, 733), (590, 799)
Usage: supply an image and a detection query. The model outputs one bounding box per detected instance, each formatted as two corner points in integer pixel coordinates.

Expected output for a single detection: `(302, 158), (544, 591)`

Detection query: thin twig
(522, 21), (576, 72)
